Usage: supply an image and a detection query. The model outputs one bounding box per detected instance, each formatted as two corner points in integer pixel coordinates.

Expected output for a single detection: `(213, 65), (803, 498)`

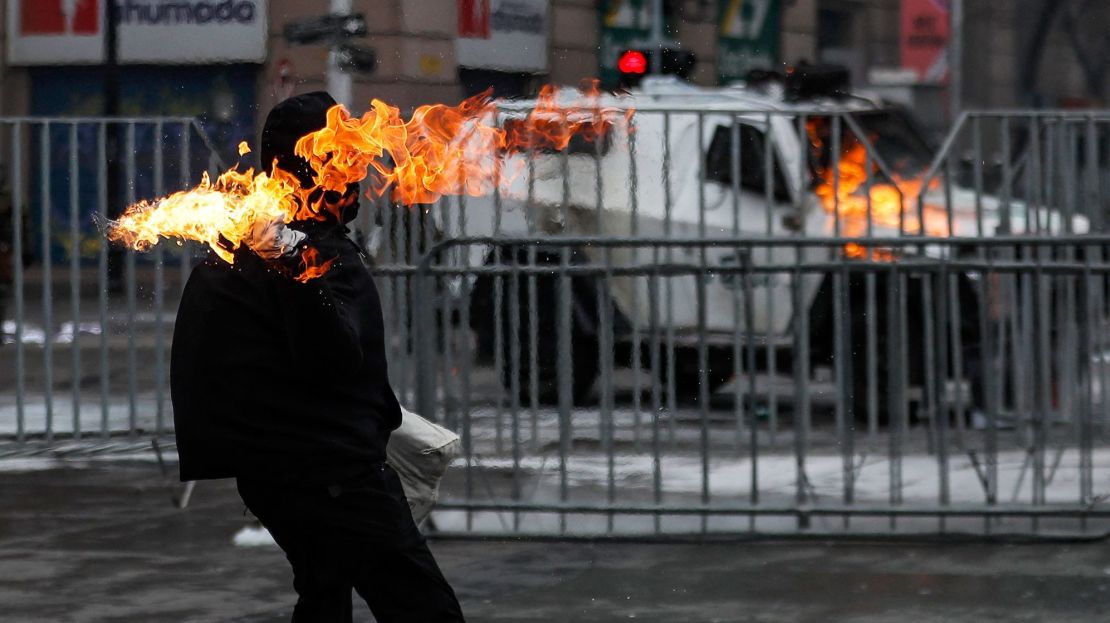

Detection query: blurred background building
(2, 0), (1108, 156)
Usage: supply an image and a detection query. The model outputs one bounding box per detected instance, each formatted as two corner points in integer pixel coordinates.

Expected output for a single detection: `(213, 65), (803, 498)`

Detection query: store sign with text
(456, 0), (548, 72)
(7, 0), (268, 65)
(900, 0), (950, 82)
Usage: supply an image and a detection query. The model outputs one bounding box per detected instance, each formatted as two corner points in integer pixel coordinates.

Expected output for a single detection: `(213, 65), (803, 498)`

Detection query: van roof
(498, 76), (885, 115)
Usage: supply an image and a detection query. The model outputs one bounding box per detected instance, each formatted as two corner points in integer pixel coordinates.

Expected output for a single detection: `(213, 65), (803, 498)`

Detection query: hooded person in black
(171, 92), (464, 622)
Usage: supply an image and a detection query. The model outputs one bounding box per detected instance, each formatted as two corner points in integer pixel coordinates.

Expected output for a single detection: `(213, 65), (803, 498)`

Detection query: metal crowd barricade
(0, 117), (225, 453)
(4, 102), (1110, 540)
(412, 235), (1110, 538)
(384, 104), (1110, 538)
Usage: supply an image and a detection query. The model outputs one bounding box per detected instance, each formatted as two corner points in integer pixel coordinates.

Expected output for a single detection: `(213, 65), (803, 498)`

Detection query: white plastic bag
(386, 406), (460, 524)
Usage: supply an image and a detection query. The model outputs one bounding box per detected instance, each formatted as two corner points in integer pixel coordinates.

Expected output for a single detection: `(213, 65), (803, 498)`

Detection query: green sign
(597, 0), (672, 87)
(717, 0), (781, 83)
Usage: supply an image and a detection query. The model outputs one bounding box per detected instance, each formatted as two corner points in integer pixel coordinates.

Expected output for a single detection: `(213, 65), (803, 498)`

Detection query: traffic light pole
(328, 0), (354, 108)
(650, 0), (664, 74)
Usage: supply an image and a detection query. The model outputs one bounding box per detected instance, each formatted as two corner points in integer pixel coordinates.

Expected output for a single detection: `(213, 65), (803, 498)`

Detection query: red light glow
(618, 50), (648, 74)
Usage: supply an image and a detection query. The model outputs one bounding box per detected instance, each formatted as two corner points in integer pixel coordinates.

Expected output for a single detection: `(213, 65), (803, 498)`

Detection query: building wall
(816, 0), (1108, 110)
(0, 0), (31, 117)
(783, 0), (818, 65)
(550, 0), (597, 87)
(1, 0), (1106, 126)
(263, 0), (464, 125)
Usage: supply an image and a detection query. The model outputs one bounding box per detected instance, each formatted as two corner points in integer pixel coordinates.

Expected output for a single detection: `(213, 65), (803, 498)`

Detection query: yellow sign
(419, 55), (443, 76)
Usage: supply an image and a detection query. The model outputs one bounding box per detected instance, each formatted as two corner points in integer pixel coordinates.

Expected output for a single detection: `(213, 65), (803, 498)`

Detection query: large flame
(107, 83), (624, 279)
(806, 120), (946, 259)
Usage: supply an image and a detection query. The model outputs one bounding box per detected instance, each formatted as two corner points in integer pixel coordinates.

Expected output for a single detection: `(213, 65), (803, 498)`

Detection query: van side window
(705, 124), (791, 201)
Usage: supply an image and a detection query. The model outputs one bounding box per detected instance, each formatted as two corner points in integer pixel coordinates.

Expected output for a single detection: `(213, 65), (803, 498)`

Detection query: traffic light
(617, 48), (697, 88)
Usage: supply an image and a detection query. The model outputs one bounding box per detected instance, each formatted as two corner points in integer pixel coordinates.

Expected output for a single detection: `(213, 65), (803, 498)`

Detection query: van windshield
(807, 110), (934, 182)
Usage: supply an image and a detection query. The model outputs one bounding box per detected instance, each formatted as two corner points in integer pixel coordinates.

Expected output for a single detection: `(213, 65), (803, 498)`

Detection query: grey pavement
(1, 461), (1109, 622)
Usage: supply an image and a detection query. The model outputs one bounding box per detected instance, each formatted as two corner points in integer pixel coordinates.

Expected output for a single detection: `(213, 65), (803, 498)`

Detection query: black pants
(237, 464), (465, 622)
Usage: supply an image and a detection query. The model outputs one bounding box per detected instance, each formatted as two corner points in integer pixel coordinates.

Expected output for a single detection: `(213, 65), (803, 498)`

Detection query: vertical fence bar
(600, 248), (616, 533)
(1079, 250), (1095, 529)
(695, 113), (711, 532)
(731, 118), (745, 451)
(696, 257), (711, 532)
(662, 113), (677, 445)
(439, 202), (456, 431)
(414, 254), (438, 429)
(125, 123), (138, 434)
(179, 126), (192, 293)
(743, 246), (758, 528)
(763, 113), (778, 444)
(1033, 259), (1050, 531)
(831, 115), (854, 527)
(97, 122), (110, 438)
(557, 245), (573, 534)
(526, 245), (539, 450)
(1084, 116), (1101, 232)
(864, 145), (878, 442)
(11, 123), (26, 441)
(887, 264), (903, 530)
(40, 122), (54, 441)
(507, 250), (522, 531)
(648, 251), (663, 535)
(628, 114), (643, 452)
(459, 247), (475, 533)
(793, 262), (810, 530)
(153, 121), (166, 435)
(492, 245), (505, 453)
(934, 266), (951, 533)
(69, 122), (81, 438)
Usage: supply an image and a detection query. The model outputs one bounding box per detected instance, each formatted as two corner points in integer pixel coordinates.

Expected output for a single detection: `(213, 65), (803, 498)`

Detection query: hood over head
(260, 91), (360, 227)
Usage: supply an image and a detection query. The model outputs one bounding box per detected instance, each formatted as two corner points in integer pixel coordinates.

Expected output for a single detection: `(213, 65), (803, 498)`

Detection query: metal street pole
(328, 0), (354, 108)
(949, 0), (963, 118)
(650, 0), (665, 74)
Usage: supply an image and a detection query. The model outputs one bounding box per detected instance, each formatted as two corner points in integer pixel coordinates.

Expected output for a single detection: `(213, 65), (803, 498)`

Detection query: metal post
(328, 0), (354, 108)
(949, 0), (963, 118)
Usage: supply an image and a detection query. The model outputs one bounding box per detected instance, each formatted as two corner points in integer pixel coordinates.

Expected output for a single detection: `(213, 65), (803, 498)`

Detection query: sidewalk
(1, 460), (1108, 622)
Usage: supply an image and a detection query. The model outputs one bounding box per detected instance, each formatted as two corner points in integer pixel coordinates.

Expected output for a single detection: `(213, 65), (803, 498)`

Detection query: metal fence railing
(412, 236), (1110, 538)
(0, 117), (225, 452)
(4, 107), (1110, 539)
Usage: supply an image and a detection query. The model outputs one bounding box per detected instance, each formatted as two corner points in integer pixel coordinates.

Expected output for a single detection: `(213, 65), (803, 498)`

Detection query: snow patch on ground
(232, 525), (277, 548)
(0, 457), (61, 472)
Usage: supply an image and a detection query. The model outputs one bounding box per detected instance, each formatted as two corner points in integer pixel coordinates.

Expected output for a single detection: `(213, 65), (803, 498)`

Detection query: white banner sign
(6, 0), (268, 65)
(456, 0), (548, 72)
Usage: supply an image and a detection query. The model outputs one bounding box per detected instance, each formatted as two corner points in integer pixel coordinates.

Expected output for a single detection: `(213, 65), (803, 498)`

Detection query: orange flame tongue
(106, 84), (624, 280)
(806, 120), (947, 257)
(296, 84), (615, 205)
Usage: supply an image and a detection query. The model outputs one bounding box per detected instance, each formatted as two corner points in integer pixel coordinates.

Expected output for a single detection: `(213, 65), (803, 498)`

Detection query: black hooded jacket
(171, 92), (401, 484)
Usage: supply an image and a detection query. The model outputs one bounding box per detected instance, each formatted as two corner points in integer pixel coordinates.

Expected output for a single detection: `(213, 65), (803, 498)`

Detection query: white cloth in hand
(245, 217), (306, 260)
(386, 407), (460, 525)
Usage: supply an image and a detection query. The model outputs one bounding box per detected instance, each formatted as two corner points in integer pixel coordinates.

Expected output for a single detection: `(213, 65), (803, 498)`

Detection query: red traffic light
(618, 50), (648, 74)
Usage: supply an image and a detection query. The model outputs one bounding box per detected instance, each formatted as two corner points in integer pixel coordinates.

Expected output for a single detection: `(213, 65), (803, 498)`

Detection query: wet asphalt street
(1, 461), (1108, 622)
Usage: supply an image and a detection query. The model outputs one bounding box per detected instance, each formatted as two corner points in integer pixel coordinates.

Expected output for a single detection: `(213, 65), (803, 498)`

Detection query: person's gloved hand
(244, 217), (306, 260)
